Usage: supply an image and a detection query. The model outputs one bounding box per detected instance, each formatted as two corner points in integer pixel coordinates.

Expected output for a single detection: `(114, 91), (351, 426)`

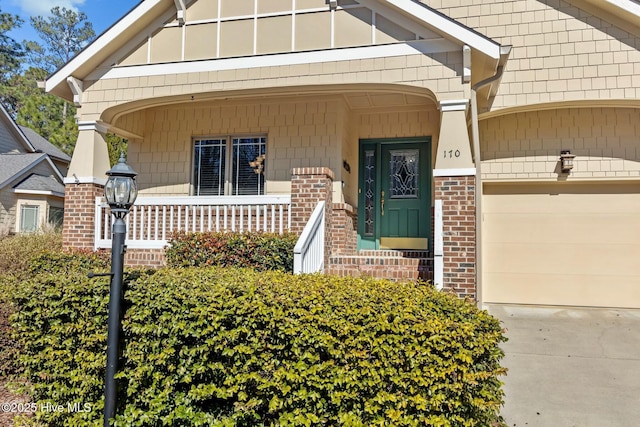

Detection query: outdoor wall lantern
(560, 150), (576, 173)
(103, 154), (137, 426)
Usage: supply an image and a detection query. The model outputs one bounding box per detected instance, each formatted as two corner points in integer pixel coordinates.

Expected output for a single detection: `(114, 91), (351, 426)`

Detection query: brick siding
(63, 183), (104, 250)
(435, 175), (476, 299)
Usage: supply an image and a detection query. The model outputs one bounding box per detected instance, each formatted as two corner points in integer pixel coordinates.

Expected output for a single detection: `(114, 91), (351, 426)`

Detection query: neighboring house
(0, 104), (70, 235)
(45, 0), (640, 308)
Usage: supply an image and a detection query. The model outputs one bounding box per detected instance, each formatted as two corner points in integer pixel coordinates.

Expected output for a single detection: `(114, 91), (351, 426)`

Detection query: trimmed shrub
(28, 249), (111, 276)
(165, 231), (298, 272)
(10, 264), (507, 426)
(0, 232), (62, 279)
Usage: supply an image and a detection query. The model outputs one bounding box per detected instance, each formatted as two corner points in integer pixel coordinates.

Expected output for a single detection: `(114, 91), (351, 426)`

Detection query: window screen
(20, 205), (39, 233)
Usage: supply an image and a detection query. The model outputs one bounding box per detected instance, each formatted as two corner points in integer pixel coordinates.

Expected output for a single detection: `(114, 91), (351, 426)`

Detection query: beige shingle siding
(82, 52), (463, 124)
(481, 107), (640, 180)
(421, 0), (640, 108)
(129, 98), (348, 196)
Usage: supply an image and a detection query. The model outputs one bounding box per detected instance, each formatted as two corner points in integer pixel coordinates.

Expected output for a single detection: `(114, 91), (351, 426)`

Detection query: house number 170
(444, 149), (461, 158)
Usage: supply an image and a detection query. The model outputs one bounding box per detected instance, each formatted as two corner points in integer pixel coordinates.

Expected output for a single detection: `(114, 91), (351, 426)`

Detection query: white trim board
(63, 176), (107, 186)
(433, 168), (476, 177)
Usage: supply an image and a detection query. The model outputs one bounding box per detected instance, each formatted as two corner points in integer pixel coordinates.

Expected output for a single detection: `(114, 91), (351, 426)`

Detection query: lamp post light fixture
(103, 154), (137, 426)
(560, 150), (576, 173)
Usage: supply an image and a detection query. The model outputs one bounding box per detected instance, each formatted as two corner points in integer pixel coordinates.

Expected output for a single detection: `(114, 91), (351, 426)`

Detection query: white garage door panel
(483, 272), (640, 308)
(484, 242), (638, 276)
(484, 213), (639, 245)
(483, 183), (640, 308)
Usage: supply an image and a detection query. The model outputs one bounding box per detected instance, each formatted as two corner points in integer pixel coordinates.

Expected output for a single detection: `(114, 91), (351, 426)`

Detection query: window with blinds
(193, 136), (266, 196)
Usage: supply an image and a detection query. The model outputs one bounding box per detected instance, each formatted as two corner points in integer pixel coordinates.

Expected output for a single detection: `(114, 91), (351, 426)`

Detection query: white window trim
(19, 205), (40, 233)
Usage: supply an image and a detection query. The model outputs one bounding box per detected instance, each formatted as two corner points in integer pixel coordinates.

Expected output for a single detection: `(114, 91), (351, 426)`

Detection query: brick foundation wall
(434, 175), (476, 299)
(63, 183), (104, 251)
(290, 167), (334, 265)
(125, 249), (166, 268)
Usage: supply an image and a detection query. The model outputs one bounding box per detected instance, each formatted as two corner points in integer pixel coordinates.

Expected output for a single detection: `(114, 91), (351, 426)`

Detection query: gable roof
(0, 104), (36, 154)
(46, 0), (172, 100)
(13, 174), (65, 197)
(0, 104), (70, 165)
(0, 153), (64, 190)
(374, 0), (502, 58)
(19, 126), (71, 163)
(46, 0), (504, 102)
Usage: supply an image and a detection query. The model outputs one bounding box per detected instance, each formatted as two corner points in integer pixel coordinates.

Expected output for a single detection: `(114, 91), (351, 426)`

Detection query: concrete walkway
(485, 304), (640, 427)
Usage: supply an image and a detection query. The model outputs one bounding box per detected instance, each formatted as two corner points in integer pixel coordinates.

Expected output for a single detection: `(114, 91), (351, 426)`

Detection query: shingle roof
(19, 126), (71, 162)
(13, 173), (65, 195)
(0, 153), (47, 187)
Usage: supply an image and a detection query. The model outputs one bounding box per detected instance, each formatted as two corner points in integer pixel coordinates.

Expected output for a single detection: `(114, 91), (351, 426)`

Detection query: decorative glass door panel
(364, 150), (376, 237)
(389, 150), (419, 199)
(358, 139), (431, 250)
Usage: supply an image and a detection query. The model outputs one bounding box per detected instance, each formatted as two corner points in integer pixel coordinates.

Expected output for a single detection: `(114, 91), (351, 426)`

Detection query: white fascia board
(13, 189), (65, 198)
(605, 0), (640, 16)
(45, 0), (164, 93)
(382, 0), (501, 59)
(91, 39), (458, 81)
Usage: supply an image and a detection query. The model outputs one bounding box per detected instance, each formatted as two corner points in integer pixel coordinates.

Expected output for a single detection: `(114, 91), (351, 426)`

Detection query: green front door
(358, 138), (431, 250)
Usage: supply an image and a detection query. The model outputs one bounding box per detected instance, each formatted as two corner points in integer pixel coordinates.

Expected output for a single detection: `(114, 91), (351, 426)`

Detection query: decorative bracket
(174, 0), (186, 25)
(463, 45), (471, 83)
(66, 76), (83, 107)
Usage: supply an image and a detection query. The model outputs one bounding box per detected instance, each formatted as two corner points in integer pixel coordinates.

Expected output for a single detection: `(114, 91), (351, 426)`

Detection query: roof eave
(45, 0), (169, 100)
(0, 105), (37, 152)
(382, 0), (502, 60)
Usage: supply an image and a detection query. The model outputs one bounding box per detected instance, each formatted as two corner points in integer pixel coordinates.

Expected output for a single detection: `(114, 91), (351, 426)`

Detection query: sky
(4, 0), (141, 45)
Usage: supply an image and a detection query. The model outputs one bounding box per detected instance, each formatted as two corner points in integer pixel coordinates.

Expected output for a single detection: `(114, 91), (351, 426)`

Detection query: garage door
(483, 182), (640, 308)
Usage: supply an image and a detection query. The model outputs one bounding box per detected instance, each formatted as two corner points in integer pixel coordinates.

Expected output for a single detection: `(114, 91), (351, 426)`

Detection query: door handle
(381, 191), (385, 216)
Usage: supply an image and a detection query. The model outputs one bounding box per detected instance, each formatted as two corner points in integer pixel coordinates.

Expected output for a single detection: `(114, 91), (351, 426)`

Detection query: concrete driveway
(485, 304), (640, 427)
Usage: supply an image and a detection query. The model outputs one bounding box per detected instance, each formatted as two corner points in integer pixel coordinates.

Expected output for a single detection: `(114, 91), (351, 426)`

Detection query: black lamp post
(103, 154), (137, 426)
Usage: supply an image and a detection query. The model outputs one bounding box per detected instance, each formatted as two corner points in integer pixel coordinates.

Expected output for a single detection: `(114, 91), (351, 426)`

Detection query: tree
(10, 7), (97, 155)
(0, 9), (25, 112)
(27, 6), (95, 72)
(14, 67), (78, 154)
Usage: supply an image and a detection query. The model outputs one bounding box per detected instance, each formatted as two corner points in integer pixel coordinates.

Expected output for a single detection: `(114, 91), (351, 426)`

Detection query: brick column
(63, 183), (104, 250)
(434, 174), (476, 299)
(290, 167), (334, 265)
(330, 203), (357, 255)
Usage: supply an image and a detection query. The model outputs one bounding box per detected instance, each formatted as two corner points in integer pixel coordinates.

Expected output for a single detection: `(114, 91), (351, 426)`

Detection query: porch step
(327, 250), (433, 282)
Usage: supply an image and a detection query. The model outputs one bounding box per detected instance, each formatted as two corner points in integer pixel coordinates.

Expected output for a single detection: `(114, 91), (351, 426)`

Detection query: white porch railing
(293, 201), (325, 274)
(95, 195), (291, 249)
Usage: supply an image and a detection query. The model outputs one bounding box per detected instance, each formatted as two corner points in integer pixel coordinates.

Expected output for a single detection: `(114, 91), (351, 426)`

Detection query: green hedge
(0, 231), (62, 279)
(165, 231), (298, 273)
(10, 260), (507, 426)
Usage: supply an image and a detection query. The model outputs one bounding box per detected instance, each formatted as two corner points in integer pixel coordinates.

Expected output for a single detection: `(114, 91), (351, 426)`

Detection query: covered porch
(44, 0), (511, 300)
